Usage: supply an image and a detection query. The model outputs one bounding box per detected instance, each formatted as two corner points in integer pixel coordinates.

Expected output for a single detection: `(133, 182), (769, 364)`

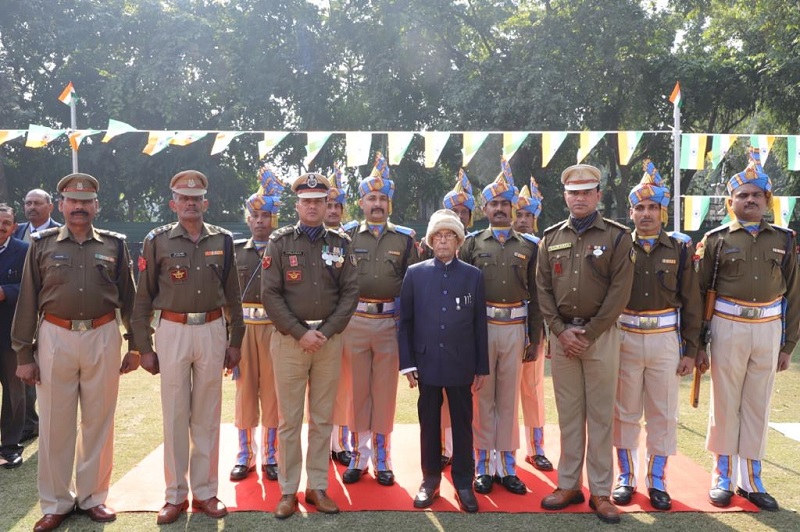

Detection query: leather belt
(161, 308), (223, 325)
(43, 311), (116, 332)
(714, 297), (782, 321)
(242, 304), (271, 324)
(485, 303), (527, 320)
(619, 309), (678, 332)
(356, 299), (396, 315)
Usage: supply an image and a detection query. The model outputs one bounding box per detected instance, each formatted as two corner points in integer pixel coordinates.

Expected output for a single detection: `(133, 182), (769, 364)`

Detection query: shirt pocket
(44, 255), (71, 285)
(549, 248), (572, 278)
(354, 250), (371, 275)
(765, 250), (784, 281)
(657, 266), (679, 293)
(476, 254), (498, 280)
(719, 250), (747, 278)
(93, 255), (119, 285)
(164, 257), (191, 284)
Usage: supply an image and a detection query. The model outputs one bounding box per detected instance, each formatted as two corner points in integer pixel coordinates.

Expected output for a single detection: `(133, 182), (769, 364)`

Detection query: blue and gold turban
(629, 159), (671, 225)
(443, 169), (475, 228)
(246, 165), (284, 223)
(727, 147), (772, 195)
(328, 163), (346, 205)
(481, 158), (519, 204)
(358, 151), (395, 214)
(516, 176), (543, 218)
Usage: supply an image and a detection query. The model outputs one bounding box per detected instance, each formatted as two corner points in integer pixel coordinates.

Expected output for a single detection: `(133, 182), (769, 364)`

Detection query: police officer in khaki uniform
(230, 166), (283, 483)
(612, 161), (701, 511)
(12, 174), (138, 532)
(512, 178), (554, 473)
(341, 152), (418, 486)
(696, 149), (799, 511)
(131, 170), (244, 525)
(261, 173), (359, 519)
(537, 164), (634, 524)
(459, 159), (540, 496)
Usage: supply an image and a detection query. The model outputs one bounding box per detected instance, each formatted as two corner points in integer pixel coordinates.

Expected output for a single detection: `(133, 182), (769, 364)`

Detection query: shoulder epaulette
(704, 223), (733, 238)
(668, 231), (692, 246)
(96, 228), (127, 240)
(465, 229), (482, 239)
(206, 224), (232, 237)
(31, 227), (60, 241)
(393, 224), (416, 238)
(603, 218), (632, 233)
(770, 224), (796, 237)
(342, 220), (359, 233)
(520, 233), (541, 245)
(269, 225), (296, 241)
(325, 227), (352, 243)
(543, 220), (568, 234)
(145, 223), (175, 241)
(234, 238), (248, 247)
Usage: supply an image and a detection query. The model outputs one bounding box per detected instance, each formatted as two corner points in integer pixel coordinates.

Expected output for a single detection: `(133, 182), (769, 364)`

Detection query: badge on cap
(76, 182), (84, 191)
(307, 175), (318, 188)
(188, 178), (196, 188)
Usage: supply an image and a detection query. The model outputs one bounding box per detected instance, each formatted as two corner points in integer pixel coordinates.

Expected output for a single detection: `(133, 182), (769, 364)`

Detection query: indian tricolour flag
(772, 196), (796, 227)
(669, 82), (682, 108)
(683, 196), (710, 231)
(58, 82), (75, 105)
(789, 136), (800, 171)
(0, 129), (26, 146)
(680, 134), (707, 170)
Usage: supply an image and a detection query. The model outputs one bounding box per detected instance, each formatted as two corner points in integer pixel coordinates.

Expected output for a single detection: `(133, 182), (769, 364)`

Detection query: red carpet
(107, 423), (757, 513)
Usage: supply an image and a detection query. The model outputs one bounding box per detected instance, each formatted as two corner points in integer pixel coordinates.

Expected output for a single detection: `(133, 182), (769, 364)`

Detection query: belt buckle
(740, 307), (762, 319)
(186, 312), (207, 325)
(491, 308), (511, 319)
(366, 303), (379, 314)
(71, 320), (91, 332)
(639, 317), (659, 329)
(306, 320), (322, 330)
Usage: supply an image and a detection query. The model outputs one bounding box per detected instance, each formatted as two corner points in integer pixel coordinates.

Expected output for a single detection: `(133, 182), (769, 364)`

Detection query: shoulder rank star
(322, 245), (345, 267)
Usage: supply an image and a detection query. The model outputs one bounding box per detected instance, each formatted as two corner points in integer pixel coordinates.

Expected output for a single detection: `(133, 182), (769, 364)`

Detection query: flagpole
(672, 92), (681, 233)
(70, 98), (78, 173)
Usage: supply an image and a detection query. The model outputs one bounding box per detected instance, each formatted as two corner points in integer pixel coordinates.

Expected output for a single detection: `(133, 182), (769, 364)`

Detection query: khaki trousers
(473, 322), (523, 452)
(614, 329), (680, 456)
(707, 316), (781, 459)
(36, 320), (121, 514)
(345, 316), (398, 434)
(550, 326), (620, 496)
(271, 332), (342, 494)
(332, 336), (352, 427)
(155, 319), (226, 504)
(235, 324), (278, 428)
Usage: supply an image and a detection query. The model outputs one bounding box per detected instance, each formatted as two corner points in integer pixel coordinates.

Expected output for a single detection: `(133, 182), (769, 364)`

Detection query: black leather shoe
(708, 487), (733, 508)
(262, 463), (278, 481)
(525, 454), (554, 471)
(612, 485), (635, 505)
(1, 452), (23, 469)
(473, 474), (493, 494)
(342, 467), (367, 484)
(376, 470), (395, 486)
(331, 450), (352, 467)
(229, 464), (253, 481)
(413, 485), (440, 508)
(441, 455), (452, 469)
(455, 488), (478, 513)
(736, 488), (779, 511)
(499, 475), (527, 495)
(648, 488), (671, 510)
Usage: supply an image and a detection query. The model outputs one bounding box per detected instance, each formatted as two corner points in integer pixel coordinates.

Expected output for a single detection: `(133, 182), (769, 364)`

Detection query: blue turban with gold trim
(481, 158), (519, 204)
(629, 159), (670, 225)
(328, 163), (346, 205)
(246, 165), (284, 222)
(727, 147), (772, 195)
(443, 169), (475, 227)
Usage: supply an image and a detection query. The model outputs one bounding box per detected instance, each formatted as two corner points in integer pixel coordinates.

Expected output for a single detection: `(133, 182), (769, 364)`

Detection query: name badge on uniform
(773, 248), (786, 255)
(170, 252), (187, 258)
(724, 247), (740, 254)
(548, 242), (572, 252)
(388, 250), (401, 256)
(53, 254), (69, 260)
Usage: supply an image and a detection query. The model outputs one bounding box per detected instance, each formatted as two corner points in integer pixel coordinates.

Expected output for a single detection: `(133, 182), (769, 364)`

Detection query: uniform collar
(565, 211), (605, 233)
(631, 230), (674, 250)
(729, 219), (774, 233)
(358, 220), (396, 234)
(56, 225), (103, 243)
(169, 222), (213, 240)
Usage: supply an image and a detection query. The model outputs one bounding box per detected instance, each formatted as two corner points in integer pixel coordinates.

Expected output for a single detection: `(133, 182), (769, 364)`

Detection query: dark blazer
(399, 257), (489, 387)
(13, 218), (61, 240)
(0, 237), (29, 353)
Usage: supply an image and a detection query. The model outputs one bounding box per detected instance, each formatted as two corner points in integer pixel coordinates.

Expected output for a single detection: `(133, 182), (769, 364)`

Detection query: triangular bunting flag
(683, 196), (711, 231)
(617, 131), (643, 165)
(142, 131), (175, 155)
(210, 132), (243, 155)
(679, 134), (707, 170)
(577, 131), (605, 163)
(423, 132), (450, 168)
(304, 132), (332, 169)
(25, 124), (65, 148)
(502, 132), (528, 161)
(542, 132), (568, 167)
(462, 132), (489, 167)
(788, 136), (800, 172)
(710, 134), (738, 169)
(68, 129), (101, 151)
(772, 196), (796, 227)
(387, 132), (415, 165)
(0, 130), (27, 146)
(58, 82), (76, 106)
(170, 131), (208, 146)
(102, 119), (138, 143)
(346, 132), (372, 168)
(750, 134), (775, 164)
(258, 132), (288, 160)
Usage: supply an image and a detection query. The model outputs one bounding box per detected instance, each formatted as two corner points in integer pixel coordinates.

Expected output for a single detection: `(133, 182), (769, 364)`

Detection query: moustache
(70, 210), (89, 216)
(371, 207), (384, 213)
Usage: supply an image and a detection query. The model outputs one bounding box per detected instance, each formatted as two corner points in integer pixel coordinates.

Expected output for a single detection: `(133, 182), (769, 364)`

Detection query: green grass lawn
(2, 345), (798, 531)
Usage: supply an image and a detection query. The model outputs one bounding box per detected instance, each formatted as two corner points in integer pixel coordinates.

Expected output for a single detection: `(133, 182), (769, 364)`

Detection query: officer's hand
(473, 374), (486, 391)
(299, 330), (326, 353)
(120, 351), (140, 374)
(16, 363), (40, 386)
(695, 349), (710, 374)
(557, 328), (589, 358)
(405, 371), (418, 388)
(224, 346), (242, 370)
(522, 344), (538, 363)
(140, 352), (160, 375)
(676, 356), (693, 377)
(777, 351), (791, 372)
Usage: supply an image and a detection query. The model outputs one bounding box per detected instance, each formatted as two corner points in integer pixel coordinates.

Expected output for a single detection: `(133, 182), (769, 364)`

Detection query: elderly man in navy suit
(399, 209), (489, 513)
(0, 204), (29, 467)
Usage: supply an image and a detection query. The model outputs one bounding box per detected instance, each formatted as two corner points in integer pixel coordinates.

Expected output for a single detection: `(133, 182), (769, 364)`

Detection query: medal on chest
(322, 245), (345, 267)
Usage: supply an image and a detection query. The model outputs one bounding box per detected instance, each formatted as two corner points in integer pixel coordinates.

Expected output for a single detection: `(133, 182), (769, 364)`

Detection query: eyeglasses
(430, 232), (458, 242)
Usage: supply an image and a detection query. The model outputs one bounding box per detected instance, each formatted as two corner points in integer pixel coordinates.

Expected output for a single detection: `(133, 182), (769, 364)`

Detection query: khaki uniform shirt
(460, 228), (542, 345)
(348, 221), (419, 299)
(627, 230), (702, 354)
(11, 225), (136, 364)
(261, 224), (359, 340)
(697, 220), (800, 353)
(131, 222), (245, 353)
(236, 239), (265, 305)
(536, 214), (634, 342)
